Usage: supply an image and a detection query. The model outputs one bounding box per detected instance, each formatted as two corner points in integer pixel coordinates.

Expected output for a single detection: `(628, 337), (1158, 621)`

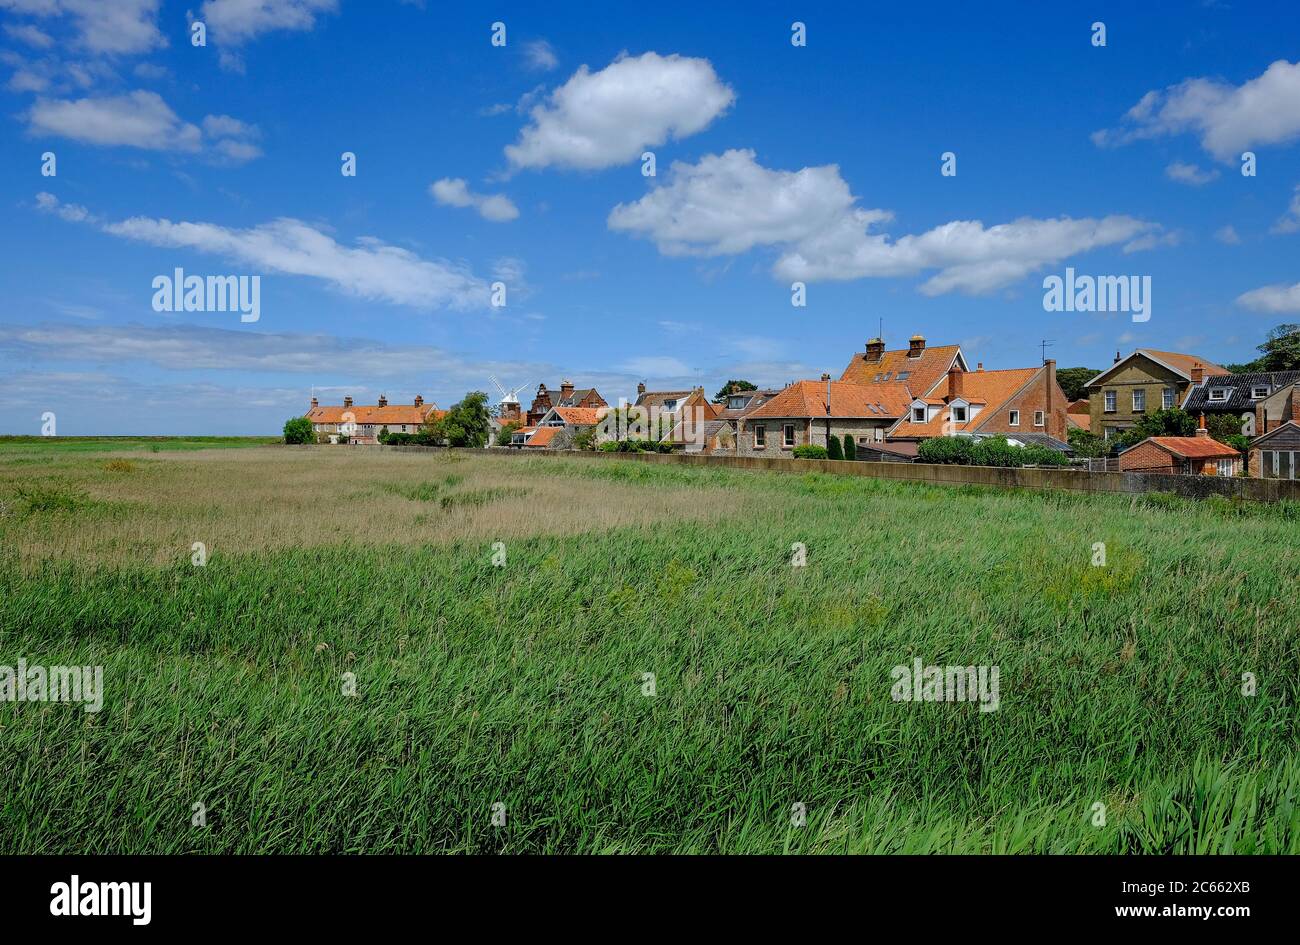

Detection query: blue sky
(2, 0), (1299, 434)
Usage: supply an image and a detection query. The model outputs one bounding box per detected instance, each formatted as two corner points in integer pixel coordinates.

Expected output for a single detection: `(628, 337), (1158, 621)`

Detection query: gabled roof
(718, 389), (781, 420)
(551, 406), (604, 426)
(840, 343), (965, 395)
(1183, 372), (1300, 413)
(1249, 420), (1300, 447)
(522, 425), (560, 447)
(306, 403), (439, 425)
(745, 380), (913, 420)
(1067, 412), (1091, 429)
(889, 368), (1040, 438)
(558, 387), (601, 407)
(1121, 435), (1240, 459)
(1087, 349), (1230, 388)
(634, 389), (693, 408)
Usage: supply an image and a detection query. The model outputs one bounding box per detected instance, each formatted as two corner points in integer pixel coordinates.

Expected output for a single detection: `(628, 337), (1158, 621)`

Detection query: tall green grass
(0, 457), (1296, 853)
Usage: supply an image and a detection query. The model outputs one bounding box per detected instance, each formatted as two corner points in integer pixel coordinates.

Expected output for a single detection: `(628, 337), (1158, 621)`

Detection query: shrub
(792, 444), (828, 459)
(843, 434), (856, 460)
(917, 437), (974, 465)
(495, 420), (522, 447)
(378, 425), (390, 444)
(827, 437), (843, 460)
(283, 416), (313, 445)
(599, 441), (622, 452)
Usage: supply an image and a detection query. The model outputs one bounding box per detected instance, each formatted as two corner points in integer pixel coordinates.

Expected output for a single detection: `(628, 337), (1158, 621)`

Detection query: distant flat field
(0, 435), (279, 454)
(0, 444), (1297, 853)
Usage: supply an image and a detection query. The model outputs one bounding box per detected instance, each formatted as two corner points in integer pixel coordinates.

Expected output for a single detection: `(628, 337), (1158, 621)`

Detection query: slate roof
(1182, 372), (1300, 413)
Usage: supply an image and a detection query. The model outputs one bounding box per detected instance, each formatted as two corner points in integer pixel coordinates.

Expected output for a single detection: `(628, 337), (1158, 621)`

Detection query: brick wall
(1118, 440), (1177, 473)
(976, 368), (1070, 441)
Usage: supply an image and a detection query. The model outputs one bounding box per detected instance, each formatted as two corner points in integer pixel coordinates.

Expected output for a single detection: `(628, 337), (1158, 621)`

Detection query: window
(873, 373), (883, 382)
(913, 407), (926, 422)
(1132, 389), (1146, 412)
(1209, 388), (1228, 401)
(881, 372), (892, 381)
(728, 395), (747, 409)
(1163, 387), (1176, 409)
(1034, 410), (1045, 427)
(1104, 390), (1116, 413)
(1008, 410), (1020, 426)
(896, 371), (911, 381)
(1251, 386), (1269, 399)
(1262, 450), (1275, 477)
(951, 405), (967, 423)
(874, 428), (883, 442)
(782, 423), (795, 448)
(1216, 458), (1235, 476)
(754, 424), (766, 448)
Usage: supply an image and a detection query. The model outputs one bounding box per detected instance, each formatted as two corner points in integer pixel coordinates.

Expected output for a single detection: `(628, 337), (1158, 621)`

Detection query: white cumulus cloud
(1165, 161), (1220, 186)
(0, 0), (166, 56)
(429, 178), (520, 222)
(505, 51), (734, 171)
(608, 149), (1159, 296)
(1237, 282), (1300, 314)
(1094, 59), (1300, 163)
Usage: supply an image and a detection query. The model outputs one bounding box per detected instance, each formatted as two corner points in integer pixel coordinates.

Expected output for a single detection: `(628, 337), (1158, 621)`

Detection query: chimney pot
(908, 334), (926, 358)
(1190, 362), (1204, 384)
(310, 396), (318, 407)
(1114, 350), (1122, 364)
(865, 337), (885, 362)
(637, 381), (646, 396)
(343, 395), (353, 408)
(977, 362), (983, 372)
(414, 394), (423, 407)
(378, 394), (388, 407)
(1196, 413), (1209, 437)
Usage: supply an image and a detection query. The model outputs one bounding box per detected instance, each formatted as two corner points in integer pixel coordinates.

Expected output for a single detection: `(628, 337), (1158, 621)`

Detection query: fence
(395, 445), (1300, 504)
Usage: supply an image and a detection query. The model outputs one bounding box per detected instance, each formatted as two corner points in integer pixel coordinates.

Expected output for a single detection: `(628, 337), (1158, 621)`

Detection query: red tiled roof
(1139, 436), (1241, 459)
(1141, 349), (1230, 378)
(523, 426), (560, 447)
(746, 380), (913, 420)
(839, 343), (964, 395)
(1067, 412), (1090, 429)
(889, 367), (1040, 437)
(553, 407), (604, 426)
(307, 403), (439, 425)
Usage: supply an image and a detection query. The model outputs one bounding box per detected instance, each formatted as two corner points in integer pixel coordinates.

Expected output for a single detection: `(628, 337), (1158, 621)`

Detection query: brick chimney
(560, 379), (574, 401)
(865, 337), (885, 362)
(637, 381), (646, 397)
(1190, 362), (1204, 384)
(343, 395), (353, 408)
(1196, 413), (1209, 437)
(947, 364), (964, 400)
(310, 396), (318, 408)
(378, 394), (388, 407)
(414, 394), (423, 407)
(908, 334), (926, 358)
(976, 362), (984, 372)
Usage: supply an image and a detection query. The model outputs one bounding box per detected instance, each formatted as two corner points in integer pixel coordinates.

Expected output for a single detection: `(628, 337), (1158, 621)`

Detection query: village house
(1118, 415), (1242, 476)
(1084, 349), (1230, 441)
(526, 380), (606, 426)
(885, 360), (1071, 450)
(1183, 370), (1300, 438)
(840, 334), (967, 394)
(1247, 380), (1300, 478)
(305, 395), (441, 444)
(738, 375), (913, 455)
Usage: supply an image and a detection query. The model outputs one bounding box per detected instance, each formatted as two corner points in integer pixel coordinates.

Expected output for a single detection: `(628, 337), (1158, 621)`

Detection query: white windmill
(490, 375), (529, 419)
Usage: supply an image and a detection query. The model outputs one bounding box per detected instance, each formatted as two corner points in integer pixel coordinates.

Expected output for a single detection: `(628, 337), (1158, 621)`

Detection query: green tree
(842, 433), (856, 460)
(827, 436), (843, 460)
(1228, 323), (1300, 372)
(495, 419), (522, 446)
(1205, 413), (1244, 442)
(428, 391), (492, 447)
(714, 379), (757, 402)
(1055, 367), (1101, 402)
(1110, 407), (1195, 452)
(282, 416), (313, 444)
(1067, 426), (1107, 458)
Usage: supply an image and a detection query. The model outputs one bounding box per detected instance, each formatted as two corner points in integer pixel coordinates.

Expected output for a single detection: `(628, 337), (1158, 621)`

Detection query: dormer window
(951, 405), (967, 423)
(1251, 386), (1269, 399)
(1209, 388), (1229, 401)
(912, 407), (926, 423)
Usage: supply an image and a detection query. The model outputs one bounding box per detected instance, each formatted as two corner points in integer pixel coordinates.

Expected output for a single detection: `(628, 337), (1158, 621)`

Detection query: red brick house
(738, 376), (913, 455)
(1118, 420), (1242, 476)
(306, 395), (442, 444)
(526, 380), (606, 426)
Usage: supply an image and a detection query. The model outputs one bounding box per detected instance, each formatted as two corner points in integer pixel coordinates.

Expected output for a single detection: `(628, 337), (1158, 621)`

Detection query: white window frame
(1104, 390), (1116, 413)
(913, 407), (926, 422)
(1251, 386), (1269, 399)
(753, 424), (766, 449)
(782, 423), (795, 448)
(1034, 410), (1045, 427)
(1132, 389), (1146, 412)
(951, 405), (967, 423)
(1216, 458), (1235, 476)
(1209, 388), (1229, 402)
(1008, 410), (1019, 426)
(1162, 387), (1176, 409)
